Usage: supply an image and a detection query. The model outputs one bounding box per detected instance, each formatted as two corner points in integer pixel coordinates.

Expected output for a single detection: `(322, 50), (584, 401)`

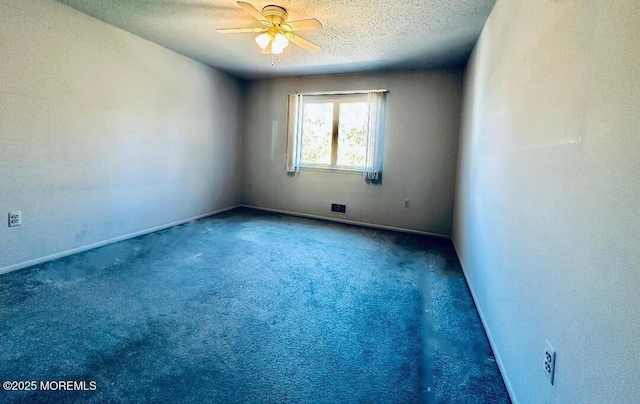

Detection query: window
(300, 94), (368, 170)
(286, 90), (386, 181)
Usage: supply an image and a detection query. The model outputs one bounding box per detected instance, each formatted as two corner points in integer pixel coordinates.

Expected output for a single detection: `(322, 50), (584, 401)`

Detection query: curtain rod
(291, 89), (389, 96)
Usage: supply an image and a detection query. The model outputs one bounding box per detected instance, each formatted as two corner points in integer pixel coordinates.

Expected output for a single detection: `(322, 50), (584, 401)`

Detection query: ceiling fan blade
(216, 27), (265, 34)
(285, 33), (321, 53)
(237, 1), (268, 24)
(283, 18), (322, 32)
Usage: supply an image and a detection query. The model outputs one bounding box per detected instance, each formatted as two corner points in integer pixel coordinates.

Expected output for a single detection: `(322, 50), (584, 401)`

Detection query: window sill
(299, 166), (364, 175)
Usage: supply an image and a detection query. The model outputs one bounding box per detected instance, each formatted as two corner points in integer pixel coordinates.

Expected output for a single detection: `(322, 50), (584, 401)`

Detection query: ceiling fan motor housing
(262, 5), (288, 26)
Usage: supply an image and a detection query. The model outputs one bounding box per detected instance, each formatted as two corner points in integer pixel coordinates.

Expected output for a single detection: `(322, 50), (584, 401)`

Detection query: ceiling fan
(217, 1), (322, 56)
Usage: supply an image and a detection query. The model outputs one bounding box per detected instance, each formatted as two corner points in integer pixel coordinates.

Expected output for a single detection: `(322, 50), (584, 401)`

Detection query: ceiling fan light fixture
(255, 33), (271, 49)
(273, 33), (289, 50)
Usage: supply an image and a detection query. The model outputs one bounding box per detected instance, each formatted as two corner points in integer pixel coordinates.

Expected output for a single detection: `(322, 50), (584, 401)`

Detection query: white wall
(243, 71), (463, 235)
(0, 0), (244, 272)
(453, 1), (640, 402)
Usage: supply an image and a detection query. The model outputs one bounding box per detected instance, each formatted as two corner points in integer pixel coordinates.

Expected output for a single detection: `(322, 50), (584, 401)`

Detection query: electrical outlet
(404, 199), (409, 208)
(544, 340), (556, 385)
(8, 211), (22, 227)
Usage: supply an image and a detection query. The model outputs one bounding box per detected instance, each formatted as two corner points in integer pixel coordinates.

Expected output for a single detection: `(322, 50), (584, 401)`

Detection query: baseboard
(451, 237), (517, 403)
(239, 204), (450, 239)
(0, 205), (241, 276)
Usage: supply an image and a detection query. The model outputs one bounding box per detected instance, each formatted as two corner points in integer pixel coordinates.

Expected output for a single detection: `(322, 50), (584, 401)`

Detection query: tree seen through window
(300, 95), (368, 169)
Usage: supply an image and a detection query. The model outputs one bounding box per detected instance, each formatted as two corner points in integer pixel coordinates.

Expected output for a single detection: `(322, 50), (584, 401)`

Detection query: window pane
(301, 103), (333, 166)
(337, 102), (368, 168)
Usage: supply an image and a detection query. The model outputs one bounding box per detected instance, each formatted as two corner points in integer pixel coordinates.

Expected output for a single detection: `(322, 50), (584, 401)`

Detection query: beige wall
(243, 70), (463, 236)
(0, 0), (244, 272)
(454, 1), (640, 402)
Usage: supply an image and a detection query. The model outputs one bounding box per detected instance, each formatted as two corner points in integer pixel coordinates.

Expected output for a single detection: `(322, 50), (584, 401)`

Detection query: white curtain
(364, 92), (386, 181)
(286, 93), (303, 173)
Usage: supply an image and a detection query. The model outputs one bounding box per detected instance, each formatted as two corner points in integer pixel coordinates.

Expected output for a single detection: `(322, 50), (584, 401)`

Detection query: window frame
(298, 93), (369, 172)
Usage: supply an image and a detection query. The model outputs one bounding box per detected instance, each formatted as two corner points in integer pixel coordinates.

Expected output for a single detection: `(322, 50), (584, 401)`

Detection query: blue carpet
(0, 208), (509, 403)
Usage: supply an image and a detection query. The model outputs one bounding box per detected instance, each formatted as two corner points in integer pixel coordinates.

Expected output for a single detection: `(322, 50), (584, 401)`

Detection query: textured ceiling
(54, 0), (496, 79)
